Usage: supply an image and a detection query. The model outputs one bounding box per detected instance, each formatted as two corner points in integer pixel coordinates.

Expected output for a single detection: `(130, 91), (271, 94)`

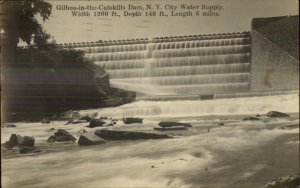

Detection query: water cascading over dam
(71, 32), (251, 96)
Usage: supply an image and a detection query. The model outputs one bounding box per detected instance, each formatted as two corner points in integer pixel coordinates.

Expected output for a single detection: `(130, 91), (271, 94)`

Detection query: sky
(40, 0), (299, 43)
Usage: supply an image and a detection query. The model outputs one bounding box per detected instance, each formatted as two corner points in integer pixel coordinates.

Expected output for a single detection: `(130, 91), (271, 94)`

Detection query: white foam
(79, 94), (299, 118)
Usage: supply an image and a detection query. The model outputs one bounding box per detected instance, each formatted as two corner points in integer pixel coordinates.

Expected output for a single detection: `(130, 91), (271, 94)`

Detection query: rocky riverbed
(1, 110), (299, 188)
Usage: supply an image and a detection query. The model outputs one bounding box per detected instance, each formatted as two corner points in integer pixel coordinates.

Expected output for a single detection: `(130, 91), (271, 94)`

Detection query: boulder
(158, 122), (192, 128)
(49, 128), (55, 131)
(19, 146), (41, 154)
(2, 134), (34, 149)
(47, 129), (76, 142)
(79, 116), (92, 122)
(95, 129), (172, 140)
(65, 119), (86, 125)
(265, 174), (299, 188)
(266, 111), (290, 118)
(87, 119), (106, 128)
(123, 117), (143, 124)
(2, 134), (19, 149)
(154, 126), (188, 131)
(17, 135), (35, 147)
(47, 135), (56, 143)
(78, 132), (106, 146)
(242, 117), (260, 121)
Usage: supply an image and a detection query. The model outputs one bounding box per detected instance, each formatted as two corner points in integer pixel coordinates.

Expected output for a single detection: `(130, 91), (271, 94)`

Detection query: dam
(58, 16), (299, 99)
(67, 32), (252, 96)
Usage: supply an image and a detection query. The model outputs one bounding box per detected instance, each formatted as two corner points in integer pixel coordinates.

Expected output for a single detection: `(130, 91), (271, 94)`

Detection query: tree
(1, 0), (110, 121)
(1, 0), (52, 50)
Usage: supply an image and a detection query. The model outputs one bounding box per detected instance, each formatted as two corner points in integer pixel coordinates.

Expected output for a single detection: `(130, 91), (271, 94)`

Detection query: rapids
(78, 94), (299, 118)
(1, 94), (299, 188)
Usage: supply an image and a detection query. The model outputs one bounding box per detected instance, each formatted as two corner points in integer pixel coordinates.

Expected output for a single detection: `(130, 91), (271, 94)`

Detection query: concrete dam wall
(69, 32), (251, 96)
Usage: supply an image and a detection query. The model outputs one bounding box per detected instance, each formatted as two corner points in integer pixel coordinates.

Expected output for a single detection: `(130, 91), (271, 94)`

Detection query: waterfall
(82, 33), (251, 96)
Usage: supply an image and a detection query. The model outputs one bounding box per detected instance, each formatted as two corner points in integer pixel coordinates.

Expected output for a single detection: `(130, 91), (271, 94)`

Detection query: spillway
(72, 32), (251, 96)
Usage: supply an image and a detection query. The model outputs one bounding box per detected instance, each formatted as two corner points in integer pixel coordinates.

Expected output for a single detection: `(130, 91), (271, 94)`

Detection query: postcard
(1, 0), (299, 187)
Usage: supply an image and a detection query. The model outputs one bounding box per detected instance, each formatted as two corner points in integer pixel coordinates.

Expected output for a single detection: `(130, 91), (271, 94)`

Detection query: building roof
(252, 15), (299, 60)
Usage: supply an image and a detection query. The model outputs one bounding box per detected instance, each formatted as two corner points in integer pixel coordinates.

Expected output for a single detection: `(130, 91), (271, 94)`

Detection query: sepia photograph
(1, 0), (299, 187)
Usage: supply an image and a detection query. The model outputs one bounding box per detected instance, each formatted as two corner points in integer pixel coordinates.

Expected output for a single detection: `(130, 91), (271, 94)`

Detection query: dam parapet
(57, 31), (250, 49)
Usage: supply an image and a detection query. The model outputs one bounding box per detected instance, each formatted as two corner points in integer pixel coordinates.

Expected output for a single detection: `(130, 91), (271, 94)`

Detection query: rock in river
(265, 174), (300, 188)
(2, 134), (19, 149)
(47, 129), (76, 142)
(65, 119), (86, 125)
(158, 122), (192, 128)
(242, 116), (260, 121)
(95, 129), (172, 140)
(123, 117), (143, 124)
(79, 116), (92, 122)
(78, 132), (106, 146)
(87, 119), (106, 128)
(19, 146), (41, 154)
(154, 126), (188, 131)
(17, 135), (35, 147)
(2, 134), (35, 149)
(266, 111), (290, 118)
